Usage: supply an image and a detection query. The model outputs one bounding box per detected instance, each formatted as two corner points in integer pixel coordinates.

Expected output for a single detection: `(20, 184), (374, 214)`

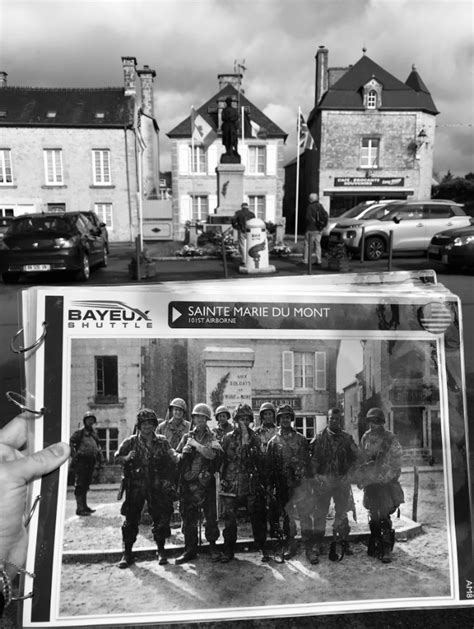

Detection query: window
(44, 149), (63, 185)
(92, 149), (111, 185)
(191, 195), (209, 221)
(248, 195), (266, 220)
(294, 415), (316, 440)
(94, 203), (113, 228)
(97, 427), (119, 462)
(367, 90), (377, 109)
(0, 149), (13, 184)
(427, 204), (453, 219)
(360, 138), (380, 169)
(95, 355), (118, 403)
(247, 146), (266, 174)
(282, 351), (326, 390)
(47, 203), (66, 212)
(190, 145), (207, 174)
(46, 111), (57, 119)
(0, 207), (14, 217)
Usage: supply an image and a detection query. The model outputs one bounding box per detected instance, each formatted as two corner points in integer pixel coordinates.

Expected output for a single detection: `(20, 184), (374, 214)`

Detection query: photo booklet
(14, 270), (473, 626)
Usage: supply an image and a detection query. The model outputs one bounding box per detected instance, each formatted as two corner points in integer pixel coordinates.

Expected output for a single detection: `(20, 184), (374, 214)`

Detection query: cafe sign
(334, 177), (405, 187)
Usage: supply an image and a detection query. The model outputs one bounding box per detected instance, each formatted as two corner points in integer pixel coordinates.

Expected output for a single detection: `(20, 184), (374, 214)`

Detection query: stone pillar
(215, 163), (245, 217)
(137, 65), (159, 198)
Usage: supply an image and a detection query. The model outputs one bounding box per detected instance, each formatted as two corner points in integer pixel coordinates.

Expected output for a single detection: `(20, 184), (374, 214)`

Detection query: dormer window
(363, 77), (382, 110)
(367, 90), (377, 109)
(46, 111), (57, 119)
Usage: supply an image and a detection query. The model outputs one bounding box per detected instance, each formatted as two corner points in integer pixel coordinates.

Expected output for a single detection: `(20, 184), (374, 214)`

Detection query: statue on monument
(221, 96), (240, 162)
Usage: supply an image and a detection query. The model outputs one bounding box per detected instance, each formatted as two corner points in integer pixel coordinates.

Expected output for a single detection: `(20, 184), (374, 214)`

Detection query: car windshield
(9, 216), (73, 234)
(338, 202), (374, 219)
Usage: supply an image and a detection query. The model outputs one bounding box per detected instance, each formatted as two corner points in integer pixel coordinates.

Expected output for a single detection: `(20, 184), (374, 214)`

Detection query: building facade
(167, 74), (287, 240)
(0, 57), (161, 242)
(284, 47), (439, 232)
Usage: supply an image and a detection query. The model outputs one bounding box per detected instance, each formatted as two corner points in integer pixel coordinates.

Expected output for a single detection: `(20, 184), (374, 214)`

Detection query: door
(77, 214), (103, 263)
(391, 205), (427, 250)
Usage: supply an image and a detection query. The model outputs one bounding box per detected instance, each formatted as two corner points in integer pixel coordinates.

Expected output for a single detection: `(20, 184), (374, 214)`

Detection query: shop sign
(389, 385), (439, 404)
(334, 177), (405, 187)
(252, 396), (302, 411)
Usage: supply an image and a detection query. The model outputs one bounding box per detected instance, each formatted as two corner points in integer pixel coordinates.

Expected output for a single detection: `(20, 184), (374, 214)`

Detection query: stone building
(167, 74), (287, 240)
(284, 46), (439, 232)
(0, 57), (162, 242)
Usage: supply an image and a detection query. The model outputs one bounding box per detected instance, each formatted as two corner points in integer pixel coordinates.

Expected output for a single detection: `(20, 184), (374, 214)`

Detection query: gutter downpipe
(124, 126), (134, 243)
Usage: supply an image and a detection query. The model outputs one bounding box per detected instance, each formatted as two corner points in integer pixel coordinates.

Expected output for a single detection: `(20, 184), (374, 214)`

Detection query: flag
(250, 119), (261, 138)
(191, 108), (215, 146)
(298, 112), (308, 148)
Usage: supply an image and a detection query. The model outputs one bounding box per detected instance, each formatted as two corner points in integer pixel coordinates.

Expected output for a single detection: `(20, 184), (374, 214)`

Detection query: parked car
(329, 200), (470, 261)
(81, 210), (109, 252)
(0, 212), (108, 283)
(428, 220), (474, 270)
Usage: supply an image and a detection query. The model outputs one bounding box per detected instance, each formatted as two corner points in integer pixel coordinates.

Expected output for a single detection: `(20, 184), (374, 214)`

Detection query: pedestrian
(220, 403), (270, 562)
(174, 403), (222, 564)
(69, 411), (104, 516)
(309, 407), (359, 563)
(157, 397), (191, 449)
(115, 408), (178, 568)
(266, 404), (313, 562)
(303, 192), (328, 266)
(212, 405), (233, 443)
(231, 202), (255, 261)
(356, 407), (405, 563)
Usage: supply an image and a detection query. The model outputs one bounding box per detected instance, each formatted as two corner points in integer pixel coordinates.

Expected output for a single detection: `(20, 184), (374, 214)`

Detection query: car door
(426, 204), (468, 238)
(77, 214), (102, 263)
(390, 204), (427, 250)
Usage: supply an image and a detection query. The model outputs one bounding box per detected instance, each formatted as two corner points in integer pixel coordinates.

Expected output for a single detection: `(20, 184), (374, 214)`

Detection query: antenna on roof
(362, 45), (367, 55)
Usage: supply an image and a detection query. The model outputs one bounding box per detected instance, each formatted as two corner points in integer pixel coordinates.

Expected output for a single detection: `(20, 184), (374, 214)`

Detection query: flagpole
(191, 106), (195, 225)
(294, 106), (301, 244)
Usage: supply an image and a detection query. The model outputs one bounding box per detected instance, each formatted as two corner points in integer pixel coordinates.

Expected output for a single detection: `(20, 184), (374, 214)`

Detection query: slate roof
(312, 55), (438, 117)
(0, 87), (133, 127)
(167, 83), (287, 139)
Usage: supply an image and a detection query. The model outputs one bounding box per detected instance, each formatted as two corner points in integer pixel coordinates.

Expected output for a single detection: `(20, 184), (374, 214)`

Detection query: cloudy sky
(1, 0), (472, 176)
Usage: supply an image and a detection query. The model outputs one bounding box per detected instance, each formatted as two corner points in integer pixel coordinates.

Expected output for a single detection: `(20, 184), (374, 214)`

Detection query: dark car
(428, 221), (474, 270)
(81, 211), (109, 253)
(0, 212), (108, 283)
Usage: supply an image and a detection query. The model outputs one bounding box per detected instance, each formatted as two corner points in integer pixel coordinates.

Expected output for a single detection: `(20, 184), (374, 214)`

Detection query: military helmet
(191, 403), (212, 421)
(366, 407), (385, 424)
(215, 404), (231, 419)
(276, 404), (295, 423)
(169, 397), (187, 412)
(136, 407), (158, 427)
(233, 403), (254, 422)
(83, 411), (97, 423)
(259, 401), (276, 418)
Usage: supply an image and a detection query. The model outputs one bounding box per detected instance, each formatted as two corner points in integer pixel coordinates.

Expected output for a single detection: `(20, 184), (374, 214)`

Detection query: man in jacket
(115, 408), (178, 568)
(70, 411), (103, 516)
(231, 202), (255, 261)
(303, 192), (328, 266)
(309, 407), (359, 563)
(175, 403), (222, 564)
(212, 405), (234, 443)
(157, 397), (191, 449)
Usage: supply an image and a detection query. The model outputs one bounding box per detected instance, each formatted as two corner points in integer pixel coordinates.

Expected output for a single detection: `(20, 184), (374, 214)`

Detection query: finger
(7, 442), (70, 483)
(0, 414), (31, 449)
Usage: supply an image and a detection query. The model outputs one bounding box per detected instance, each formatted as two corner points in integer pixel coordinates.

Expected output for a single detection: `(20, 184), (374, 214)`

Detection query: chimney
(218, 73), (242, 91)
(0, 72), (7, 88)
(315, 46), (328, 106)
(121, 56), (137, 96)
(137, 64), (156, 117)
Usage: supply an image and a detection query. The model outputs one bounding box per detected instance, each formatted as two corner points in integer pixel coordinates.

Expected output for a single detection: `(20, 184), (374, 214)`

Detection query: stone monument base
(238, 264), (276, 275)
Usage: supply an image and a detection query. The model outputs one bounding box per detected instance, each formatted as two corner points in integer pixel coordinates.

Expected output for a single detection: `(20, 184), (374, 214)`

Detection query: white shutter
(208, 194), (218, 214)
(315, 351), (326, 390)
(265, 194), (276, 222)
(178, 144), (189, 175)
(266, 143), (277, 175)
(207, 144), (217, 175)
(282, 351), (294, 390)
(180, 194), (192, 222)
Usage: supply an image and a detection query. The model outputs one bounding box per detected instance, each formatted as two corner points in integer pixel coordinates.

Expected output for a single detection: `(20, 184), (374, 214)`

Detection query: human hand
(0, 413), (70, 580)
(125, 450), (136, 462)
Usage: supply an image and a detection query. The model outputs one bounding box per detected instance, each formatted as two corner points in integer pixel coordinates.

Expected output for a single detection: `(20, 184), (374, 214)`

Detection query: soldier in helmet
(254, 402), (278, 453)
(309, 407), (359, 563)
(356, 407), (405, 563)
(266, 404), (313, 561)
(220, 403), (269, 562)
(69, 411), (104, 516)
(157, 397), (191, 449)
(114, 408), (178, 568)
(174, 403), (222, 564)
(212, 405), (233, 443)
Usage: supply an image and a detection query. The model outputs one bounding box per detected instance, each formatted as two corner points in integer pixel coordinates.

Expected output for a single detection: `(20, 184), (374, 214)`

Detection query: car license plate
(23, 264), (51, 271)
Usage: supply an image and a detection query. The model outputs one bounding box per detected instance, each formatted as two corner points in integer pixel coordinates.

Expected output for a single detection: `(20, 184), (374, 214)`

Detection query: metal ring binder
(10, 322), (47, 354)
(24, 495), (42, 528)
(5, 391), (45, 416)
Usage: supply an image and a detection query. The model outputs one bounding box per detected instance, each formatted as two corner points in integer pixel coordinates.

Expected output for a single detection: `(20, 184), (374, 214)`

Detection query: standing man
(266, 404), (313, 562)
(221, 96), (239, 157)
(303, 192), (328, 267)
(70, 411), (104, 516)
(356, 407), (405, 564)
(175, 403), (222, 564)
(115, 408), (178, 568)
(254, 402), (278, 453)
(157, 397), (191, 449)
(309, 407), (359, 563)
(220, 404), (269, 563)
(231, 202), (255, 261)
(212, 405), (234, 443)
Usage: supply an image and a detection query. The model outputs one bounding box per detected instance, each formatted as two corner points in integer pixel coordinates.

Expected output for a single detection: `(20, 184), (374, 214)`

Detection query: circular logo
(417, 302), (454, 334)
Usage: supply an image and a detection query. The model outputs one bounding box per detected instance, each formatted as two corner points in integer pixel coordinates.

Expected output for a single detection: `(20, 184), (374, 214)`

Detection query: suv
(0, 212), (108, 283)
(329, 200), (470, 261)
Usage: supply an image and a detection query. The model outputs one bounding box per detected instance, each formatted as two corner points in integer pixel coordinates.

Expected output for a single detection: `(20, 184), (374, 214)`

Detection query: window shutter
(207, 144), (217, 175)
(266, 143), (277, 175)
(282, 350), (294, 390)
(178, 144), (189, 175)
(314, 351), (326, 390)
(180, 195), (192, 222)
(265, 194), (276, 222)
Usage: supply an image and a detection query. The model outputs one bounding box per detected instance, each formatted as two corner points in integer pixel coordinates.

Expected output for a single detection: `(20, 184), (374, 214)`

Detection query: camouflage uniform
(254, 402), (278, 536)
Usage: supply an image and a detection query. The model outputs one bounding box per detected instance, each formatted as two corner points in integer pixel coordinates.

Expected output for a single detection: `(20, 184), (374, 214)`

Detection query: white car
(329, 200), (470, 261)
(323, 200), (401, 243)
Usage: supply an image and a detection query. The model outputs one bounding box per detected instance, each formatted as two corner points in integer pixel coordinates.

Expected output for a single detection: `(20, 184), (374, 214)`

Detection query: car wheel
(364, 237), (385, 261)
(76, 252), (90, 281)
(2, 272), (20, 284)
(99, 244), (108, 268)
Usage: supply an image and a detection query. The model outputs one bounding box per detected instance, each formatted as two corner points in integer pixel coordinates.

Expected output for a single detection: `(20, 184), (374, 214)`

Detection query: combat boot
(283, 537), (298, 560)
(175, 548), (198, 565)
(258, 543), (271, 563)
(208, 542), (221, 562)
(305, 543), (319, 565)
(84, 497), (96, 514)
(118, 545), (134, 569)
(380, 520), (394, 564)
(75, 495), (90, 516)
(220, 544), (234, 563)
(156, 541), (168, 566)
(367, 521), (382, 558)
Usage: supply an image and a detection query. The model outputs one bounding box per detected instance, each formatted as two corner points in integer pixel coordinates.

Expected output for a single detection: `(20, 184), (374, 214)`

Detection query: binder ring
(5, 391), (45, 416)
(24, 495), (41, 528)
(10, 322), (47, 354)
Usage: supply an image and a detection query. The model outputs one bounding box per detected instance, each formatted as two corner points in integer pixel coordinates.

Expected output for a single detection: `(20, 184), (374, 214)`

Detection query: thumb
(9, 442), (70, 483)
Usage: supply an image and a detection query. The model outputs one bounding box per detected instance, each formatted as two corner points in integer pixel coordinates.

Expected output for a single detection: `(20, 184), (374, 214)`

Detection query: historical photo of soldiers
(58, 333), (454, 619)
